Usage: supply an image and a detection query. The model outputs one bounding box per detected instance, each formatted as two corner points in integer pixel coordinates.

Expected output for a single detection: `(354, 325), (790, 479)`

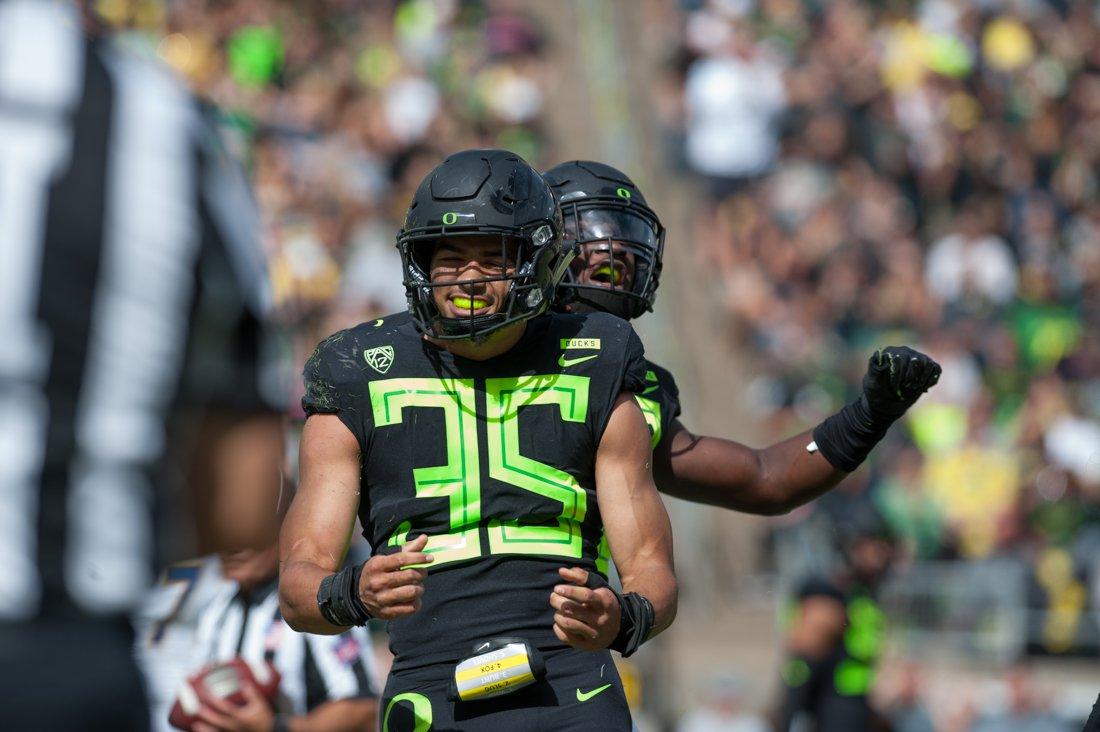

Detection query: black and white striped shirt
(0, 0), (279, 621)
(193, 581), (379, 716)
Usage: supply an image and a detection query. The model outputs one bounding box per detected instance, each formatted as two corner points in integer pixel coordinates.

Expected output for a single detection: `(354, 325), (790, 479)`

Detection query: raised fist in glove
(861, 346), (941, 422)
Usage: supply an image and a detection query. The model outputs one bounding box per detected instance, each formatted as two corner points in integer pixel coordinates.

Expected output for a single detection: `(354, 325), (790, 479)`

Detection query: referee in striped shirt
(188, 542), (378, 731)
(0, 1), (284, 729)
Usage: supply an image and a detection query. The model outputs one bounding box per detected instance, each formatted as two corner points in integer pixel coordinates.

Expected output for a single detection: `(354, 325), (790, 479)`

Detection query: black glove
(812, 346), (941, 472)
(861, 346), (941, 424)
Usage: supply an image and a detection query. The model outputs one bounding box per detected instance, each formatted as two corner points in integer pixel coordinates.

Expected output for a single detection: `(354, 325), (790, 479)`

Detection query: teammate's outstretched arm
(279, 415), (432, 634)
(551, 393), (677, 653)
(654, 346), (941, 515)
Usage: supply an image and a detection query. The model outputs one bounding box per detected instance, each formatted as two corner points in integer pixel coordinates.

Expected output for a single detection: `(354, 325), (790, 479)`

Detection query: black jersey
(302, 311), (648, 671)
(634, 361), (682, 451)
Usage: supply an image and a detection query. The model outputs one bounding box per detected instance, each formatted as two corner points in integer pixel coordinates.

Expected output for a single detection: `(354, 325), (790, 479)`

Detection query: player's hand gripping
(550, 567), (621, 651)
(358, 534), (433, 620)
(861, 346), (941, 422)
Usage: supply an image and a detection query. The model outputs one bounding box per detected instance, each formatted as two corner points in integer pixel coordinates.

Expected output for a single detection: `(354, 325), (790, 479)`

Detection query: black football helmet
(397, 149), (571, 340)
(544, 161), (665, 320)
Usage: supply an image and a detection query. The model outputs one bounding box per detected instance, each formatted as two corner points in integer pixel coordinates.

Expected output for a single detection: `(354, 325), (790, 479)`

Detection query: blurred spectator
(873, 447), (945, 560)
(881, 664), (935, 732)
(677, 675), (767, 732)
(925, 199), (1019, 308)
(970, 667), (1072, 732)
(683, 18), (786, 196)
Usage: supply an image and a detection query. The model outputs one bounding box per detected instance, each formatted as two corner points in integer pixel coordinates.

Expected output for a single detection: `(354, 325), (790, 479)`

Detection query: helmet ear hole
(408, 240), (435, 276)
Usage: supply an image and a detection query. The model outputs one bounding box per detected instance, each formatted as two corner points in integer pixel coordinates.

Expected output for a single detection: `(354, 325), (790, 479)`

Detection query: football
(168, 658), (280, 731)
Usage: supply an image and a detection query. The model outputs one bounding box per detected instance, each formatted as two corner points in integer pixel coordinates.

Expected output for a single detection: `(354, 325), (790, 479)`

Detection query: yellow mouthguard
(594, 265), (621, 285)
(452, 296), (487, 310)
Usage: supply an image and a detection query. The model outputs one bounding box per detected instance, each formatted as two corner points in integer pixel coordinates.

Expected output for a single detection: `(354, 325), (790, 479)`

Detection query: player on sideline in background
(279, 149), (676, 731)
(544, 160), (941, 515)
(772, 507), (896, 731)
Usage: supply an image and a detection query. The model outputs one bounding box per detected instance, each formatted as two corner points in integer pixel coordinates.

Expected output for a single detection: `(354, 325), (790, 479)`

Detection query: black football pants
(381, 647), (632, 731)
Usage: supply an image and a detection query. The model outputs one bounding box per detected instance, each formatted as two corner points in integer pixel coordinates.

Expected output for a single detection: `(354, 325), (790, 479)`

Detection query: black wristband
(609, 592), (655, 658)
(582, 572), (655, 657)
(317, 563), (372, 627)
(811, 395), (893, 473)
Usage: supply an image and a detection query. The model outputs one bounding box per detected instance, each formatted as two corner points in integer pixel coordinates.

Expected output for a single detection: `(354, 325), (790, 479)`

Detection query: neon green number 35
(369, 375), (590, 567)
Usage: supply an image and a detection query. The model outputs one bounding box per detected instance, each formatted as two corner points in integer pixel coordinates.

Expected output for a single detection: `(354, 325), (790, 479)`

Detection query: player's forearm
(286, 698), (376, 732)
(278, 559), (349, 635)
(605, 487), (678, 636)
(747, 429), (848, 513)
(659, 427), (845, 515)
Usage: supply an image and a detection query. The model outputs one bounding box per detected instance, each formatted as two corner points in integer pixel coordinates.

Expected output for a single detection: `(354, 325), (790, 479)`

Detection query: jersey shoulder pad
(644, 361), (680, 401)
(547, 311), (640, 360)
(302, 328), (363, 416)
(549, 311), (648, 395)
(556, 310), (631, 340)
(355, 310), (412, 336)
(301, 312), (409, 418)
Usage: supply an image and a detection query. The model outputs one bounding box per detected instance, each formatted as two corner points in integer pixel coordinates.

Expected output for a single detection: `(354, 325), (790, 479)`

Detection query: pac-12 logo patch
(363, 346), (394, 374)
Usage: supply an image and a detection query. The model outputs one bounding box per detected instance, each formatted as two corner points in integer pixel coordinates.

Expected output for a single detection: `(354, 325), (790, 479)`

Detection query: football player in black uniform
(278, 150), (677, 731)
(544, 160), (941, 513)
(773, 506), (895, 731)
(544, 160), (940, 731)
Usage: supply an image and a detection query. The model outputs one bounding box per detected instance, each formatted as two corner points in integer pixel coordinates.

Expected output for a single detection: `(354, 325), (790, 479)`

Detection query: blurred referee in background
(0, 1), (284, 729)
(188, 538), (378, 731)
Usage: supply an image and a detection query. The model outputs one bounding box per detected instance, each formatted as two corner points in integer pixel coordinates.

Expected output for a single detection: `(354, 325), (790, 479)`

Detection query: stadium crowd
(664, 0), (1100, 660)
(100, 0), (552, 416)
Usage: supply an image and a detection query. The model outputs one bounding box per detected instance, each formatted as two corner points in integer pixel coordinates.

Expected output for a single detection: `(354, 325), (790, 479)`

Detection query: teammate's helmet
(397, 149), (570, 340)
(544, 161), (665, 320)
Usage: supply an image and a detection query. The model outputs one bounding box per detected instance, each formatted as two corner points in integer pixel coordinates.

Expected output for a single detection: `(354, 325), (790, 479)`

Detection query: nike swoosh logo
(641, 384), (659, 395)
(373, 319), (384, 327)
(558, 354), (598, 368)
(576, 684), (612, 702)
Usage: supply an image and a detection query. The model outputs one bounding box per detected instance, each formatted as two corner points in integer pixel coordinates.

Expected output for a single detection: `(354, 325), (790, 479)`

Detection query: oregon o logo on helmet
(616, 187), (631, 199)
(442, 212), (458, 225)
